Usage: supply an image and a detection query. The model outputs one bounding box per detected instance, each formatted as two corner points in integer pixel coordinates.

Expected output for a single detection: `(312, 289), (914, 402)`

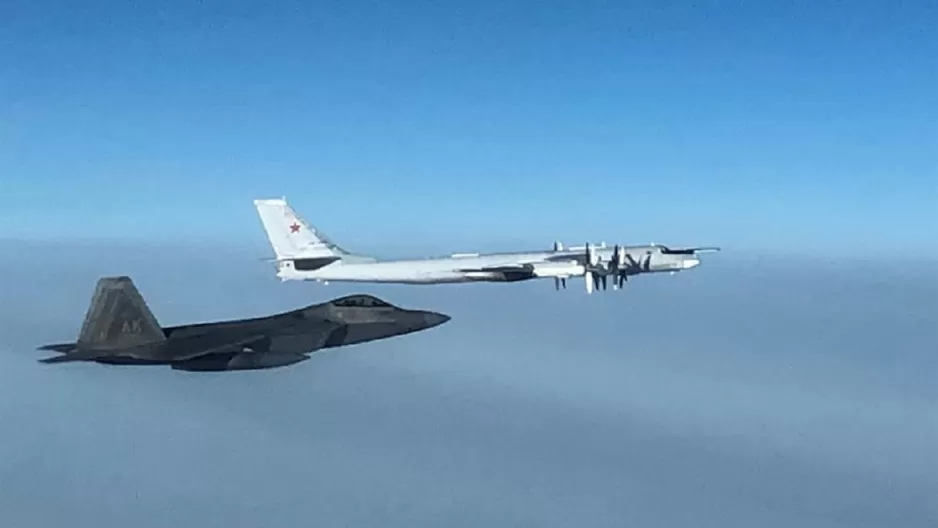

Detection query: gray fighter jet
(38, 276), (450, 371)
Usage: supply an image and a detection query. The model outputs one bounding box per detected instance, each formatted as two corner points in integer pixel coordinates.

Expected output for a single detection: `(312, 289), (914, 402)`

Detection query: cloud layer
(1, 241), (935, 527)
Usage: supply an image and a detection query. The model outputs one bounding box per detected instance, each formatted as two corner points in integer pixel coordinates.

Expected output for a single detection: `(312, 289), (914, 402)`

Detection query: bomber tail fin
(76, 276), (166, 350)
(253, 198), (354, 260)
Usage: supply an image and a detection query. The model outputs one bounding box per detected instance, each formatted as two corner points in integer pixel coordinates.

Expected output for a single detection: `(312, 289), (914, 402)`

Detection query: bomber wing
(456, 259), (586, 282)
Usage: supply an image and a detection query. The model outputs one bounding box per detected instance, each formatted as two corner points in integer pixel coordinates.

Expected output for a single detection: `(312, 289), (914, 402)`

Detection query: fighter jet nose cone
(424, 312), (451, 328)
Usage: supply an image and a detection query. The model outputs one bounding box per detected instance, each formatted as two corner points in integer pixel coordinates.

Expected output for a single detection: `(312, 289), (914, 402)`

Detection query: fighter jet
(37, 276), (450, 371)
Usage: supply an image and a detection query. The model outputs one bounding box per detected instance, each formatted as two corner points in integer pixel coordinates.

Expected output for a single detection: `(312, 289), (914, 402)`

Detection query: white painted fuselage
(276, 246), (701, 284)
(278, 251), (554, 283)
(253, 197), (712, 288)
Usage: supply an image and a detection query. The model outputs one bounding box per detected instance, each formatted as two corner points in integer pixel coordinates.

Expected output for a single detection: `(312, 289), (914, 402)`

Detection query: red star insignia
(289, 222), (300, 233)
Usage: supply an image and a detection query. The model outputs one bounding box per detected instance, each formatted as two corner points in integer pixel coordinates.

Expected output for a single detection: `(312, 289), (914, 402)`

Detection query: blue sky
(2, 0), (935, 255)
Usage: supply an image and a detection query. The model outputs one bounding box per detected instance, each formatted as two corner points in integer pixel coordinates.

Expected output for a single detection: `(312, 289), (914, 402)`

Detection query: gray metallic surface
(38, 277), (450, 371)
(171, 351), (311, 372)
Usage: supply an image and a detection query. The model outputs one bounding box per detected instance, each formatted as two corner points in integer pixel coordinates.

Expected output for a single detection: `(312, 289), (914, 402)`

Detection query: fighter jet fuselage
(38, 277), (450, 372)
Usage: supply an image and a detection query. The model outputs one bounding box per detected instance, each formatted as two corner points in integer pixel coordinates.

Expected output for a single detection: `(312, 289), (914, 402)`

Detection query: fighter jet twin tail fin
(39, 276), (165, 363)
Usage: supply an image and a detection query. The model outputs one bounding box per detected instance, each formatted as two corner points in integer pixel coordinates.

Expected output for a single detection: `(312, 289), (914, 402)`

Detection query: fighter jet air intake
(38, 276), (451, 371)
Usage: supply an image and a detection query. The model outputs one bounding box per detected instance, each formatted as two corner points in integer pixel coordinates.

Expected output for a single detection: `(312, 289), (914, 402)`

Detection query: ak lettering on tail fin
(76, 276), (166, 350)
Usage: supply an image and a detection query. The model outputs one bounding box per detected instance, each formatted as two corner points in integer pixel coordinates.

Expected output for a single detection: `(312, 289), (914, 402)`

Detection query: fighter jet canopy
(329, 294), (396, 308)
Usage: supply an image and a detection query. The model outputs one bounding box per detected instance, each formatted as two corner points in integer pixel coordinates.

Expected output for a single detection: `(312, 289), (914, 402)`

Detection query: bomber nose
(422, 311), (451, 328)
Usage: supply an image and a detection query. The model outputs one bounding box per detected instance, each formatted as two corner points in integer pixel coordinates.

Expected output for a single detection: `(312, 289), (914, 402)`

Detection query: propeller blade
(554, 277), (560, 290)
(585, 270), (594, 294)
(625, 253), (637, 268)
(585, 242), (598, 266)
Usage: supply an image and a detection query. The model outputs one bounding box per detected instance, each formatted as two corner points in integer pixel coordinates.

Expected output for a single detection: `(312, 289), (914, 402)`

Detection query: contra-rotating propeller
(609, 244), (628, 290)
(616, 249), (652, 286)
(584, 243), (596, 294)
(583, 243), (608, 293)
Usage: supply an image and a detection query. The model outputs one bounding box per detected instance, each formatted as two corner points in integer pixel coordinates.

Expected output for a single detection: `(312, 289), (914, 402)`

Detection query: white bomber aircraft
(253, 198), (719, 294)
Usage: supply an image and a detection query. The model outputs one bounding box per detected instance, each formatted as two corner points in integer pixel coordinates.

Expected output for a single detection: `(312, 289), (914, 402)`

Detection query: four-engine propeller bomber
(254, 197), (720, 293)
(37, 276), (450, 371)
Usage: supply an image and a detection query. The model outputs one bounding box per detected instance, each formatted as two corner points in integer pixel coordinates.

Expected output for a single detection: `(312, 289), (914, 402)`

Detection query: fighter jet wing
(198, 334), (270, 356)
(156, 334), (271, 362)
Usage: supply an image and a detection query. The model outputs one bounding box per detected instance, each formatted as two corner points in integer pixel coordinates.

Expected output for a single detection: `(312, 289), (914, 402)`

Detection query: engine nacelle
(530, 261), (585, 278)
